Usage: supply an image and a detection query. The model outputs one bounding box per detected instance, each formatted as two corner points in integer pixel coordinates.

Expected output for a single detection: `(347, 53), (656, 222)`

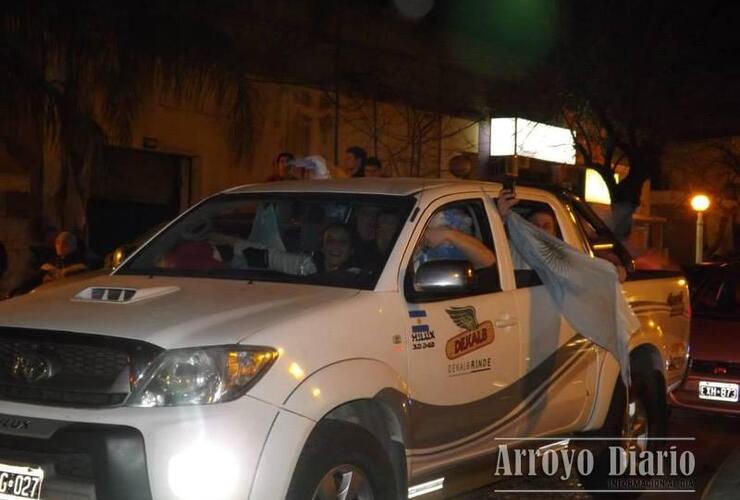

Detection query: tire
(579, 369), (667, 495)
(286, 419), (401, 500)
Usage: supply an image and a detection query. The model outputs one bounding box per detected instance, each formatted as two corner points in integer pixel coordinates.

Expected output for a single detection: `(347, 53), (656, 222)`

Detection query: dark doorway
(87, 147), (191, 257)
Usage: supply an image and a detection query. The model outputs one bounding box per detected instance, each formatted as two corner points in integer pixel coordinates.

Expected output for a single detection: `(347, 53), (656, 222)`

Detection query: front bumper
(0, 395), (280, 500)
(669, 373), (740, 416)
(0, 421), (149, 500)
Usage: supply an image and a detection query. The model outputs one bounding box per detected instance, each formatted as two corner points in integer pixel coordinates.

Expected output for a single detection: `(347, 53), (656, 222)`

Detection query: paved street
(444, 409), (739, 500)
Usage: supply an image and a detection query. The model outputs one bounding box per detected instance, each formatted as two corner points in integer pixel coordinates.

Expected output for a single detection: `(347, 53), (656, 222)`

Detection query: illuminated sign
(490, 118), (576, 165)
(584, 168), (611, 204)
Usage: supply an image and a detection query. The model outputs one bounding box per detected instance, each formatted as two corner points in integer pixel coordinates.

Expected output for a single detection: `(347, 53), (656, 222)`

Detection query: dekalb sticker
(445, 306), (494, 360)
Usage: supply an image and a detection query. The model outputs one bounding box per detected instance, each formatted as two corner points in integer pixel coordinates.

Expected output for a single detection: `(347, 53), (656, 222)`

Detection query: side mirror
(409, 260), (475, 301)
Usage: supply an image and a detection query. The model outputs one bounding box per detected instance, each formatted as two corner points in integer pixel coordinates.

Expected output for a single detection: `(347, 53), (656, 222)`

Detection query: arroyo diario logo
(492, 437), (696, 494)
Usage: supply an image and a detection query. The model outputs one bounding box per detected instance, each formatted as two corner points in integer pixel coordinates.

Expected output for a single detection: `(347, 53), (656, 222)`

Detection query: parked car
(669, 261), (739, 415)
(0, 179), (690, 500)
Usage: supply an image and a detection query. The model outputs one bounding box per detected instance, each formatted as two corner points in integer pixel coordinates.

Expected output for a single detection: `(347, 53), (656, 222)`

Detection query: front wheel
(286, 420), (401, 500)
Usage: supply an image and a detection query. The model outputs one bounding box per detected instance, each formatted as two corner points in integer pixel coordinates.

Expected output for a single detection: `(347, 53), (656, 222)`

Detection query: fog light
(168, 443), (239, 500)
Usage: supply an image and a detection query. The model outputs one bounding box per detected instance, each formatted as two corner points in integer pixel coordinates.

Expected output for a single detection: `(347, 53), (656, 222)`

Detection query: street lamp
(690, 194), (710, 263)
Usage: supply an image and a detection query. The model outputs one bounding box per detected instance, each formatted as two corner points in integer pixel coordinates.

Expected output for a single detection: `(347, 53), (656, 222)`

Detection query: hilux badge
(10, 352), (55, 382)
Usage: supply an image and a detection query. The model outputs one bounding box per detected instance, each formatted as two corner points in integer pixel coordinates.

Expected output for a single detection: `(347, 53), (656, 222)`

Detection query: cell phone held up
(503, 176), (516, 196)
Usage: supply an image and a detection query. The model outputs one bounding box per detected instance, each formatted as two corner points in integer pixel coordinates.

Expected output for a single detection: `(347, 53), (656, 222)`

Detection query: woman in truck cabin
(499, 193), (627, 282)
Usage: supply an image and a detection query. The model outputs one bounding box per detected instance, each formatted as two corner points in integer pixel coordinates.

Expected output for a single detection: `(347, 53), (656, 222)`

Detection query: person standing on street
(40, 231), (88, 283)
(341, 146), (367, 178)
(265, 152), (295, 182)
(363, 156), (385, 177)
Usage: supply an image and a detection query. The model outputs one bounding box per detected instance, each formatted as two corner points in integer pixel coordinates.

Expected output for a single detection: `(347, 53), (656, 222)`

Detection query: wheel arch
(251, 359), (410, 500)
(584, 341), (667, 431)
(282, 358), (411, 486)
(282, 358), (409, 433)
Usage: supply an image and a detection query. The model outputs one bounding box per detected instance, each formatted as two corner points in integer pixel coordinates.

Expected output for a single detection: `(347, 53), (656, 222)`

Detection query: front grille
(692, 359), (740, 377)
(0, 341), (129, 378)
(0, 385), (128, 406)
(0, 327), (162, 408)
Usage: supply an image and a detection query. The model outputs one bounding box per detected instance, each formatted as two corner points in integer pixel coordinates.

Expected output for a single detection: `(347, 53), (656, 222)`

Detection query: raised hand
(496, 188), (519, 218)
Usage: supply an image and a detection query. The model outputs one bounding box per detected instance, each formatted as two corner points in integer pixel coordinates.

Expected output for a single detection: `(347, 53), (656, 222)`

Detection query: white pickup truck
(0, 179), (689, 500)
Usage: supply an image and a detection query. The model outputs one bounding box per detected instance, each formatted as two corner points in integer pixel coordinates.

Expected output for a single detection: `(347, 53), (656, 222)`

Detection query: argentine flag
(496, 204), (639, 387)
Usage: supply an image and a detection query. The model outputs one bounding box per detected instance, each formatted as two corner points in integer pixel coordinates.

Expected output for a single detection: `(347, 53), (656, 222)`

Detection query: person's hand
(600, 252), (628, 282)
(496, 188), (518, 218)
(423, 227), (450, 248)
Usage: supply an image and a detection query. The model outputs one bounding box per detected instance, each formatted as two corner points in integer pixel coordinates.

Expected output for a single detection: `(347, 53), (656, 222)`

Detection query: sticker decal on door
(409, 309), (436, 350)
(444, 306), (495, 360)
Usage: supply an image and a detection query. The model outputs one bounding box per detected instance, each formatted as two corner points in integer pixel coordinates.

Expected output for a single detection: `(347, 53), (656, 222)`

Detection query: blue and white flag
(500, 209), (639, 386)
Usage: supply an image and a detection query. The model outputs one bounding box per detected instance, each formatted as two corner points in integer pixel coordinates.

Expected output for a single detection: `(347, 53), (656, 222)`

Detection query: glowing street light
(690, 194), (710, 263)
(690, 194), (710, 212)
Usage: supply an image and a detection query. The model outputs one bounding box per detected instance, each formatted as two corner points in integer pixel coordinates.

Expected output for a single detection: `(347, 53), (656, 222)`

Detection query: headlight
(128, 346), (278, 407)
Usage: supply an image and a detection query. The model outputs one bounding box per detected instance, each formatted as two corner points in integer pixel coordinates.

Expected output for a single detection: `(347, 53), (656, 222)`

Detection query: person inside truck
(415, 209), (496, 270)
(315, 223), (357, 273)
(376, 210), (401, 256)
(351, 205), (381, 264)
(494, 188), (636, 385)
(526, 205), (625, 281)
(357, 209), (402, 271)
(233, 223), (360, 277)
(526, 209), (559, 238)
(497, 190), (627, 282)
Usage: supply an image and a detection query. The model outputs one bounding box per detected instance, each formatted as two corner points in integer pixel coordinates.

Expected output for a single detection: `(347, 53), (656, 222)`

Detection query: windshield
(117, 193), (415, 289)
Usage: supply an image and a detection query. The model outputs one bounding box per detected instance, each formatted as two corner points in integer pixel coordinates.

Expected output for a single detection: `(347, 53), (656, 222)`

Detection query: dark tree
(1, 1), (255, 226)
(551, 0), (740, 236)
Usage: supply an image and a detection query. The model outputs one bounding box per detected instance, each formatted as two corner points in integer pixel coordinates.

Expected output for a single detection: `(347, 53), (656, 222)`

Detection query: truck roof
(224, 177), (575, 199)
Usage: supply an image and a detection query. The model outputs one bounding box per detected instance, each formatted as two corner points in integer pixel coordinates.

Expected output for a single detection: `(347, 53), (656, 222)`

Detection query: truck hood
(0, 275), (358, 349)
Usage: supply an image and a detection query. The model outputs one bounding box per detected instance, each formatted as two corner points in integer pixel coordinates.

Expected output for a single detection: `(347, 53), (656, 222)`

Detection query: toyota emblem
(10, 352), (56, 382)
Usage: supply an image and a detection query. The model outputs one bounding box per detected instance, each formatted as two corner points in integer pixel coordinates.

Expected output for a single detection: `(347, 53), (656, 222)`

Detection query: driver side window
(406, 199), (501, 300)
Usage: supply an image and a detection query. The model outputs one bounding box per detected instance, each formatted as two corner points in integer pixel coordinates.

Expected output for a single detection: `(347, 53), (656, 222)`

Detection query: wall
(76, 81), (480, 207)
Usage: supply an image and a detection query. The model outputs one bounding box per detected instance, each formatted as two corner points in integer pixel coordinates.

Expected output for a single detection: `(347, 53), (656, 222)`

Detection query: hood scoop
(73, 286), (180, 304)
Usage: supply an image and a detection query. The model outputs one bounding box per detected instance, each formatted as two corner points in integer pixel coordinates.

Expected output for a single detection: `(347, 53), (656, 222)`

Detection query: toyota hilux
(0, 178), (690, 499)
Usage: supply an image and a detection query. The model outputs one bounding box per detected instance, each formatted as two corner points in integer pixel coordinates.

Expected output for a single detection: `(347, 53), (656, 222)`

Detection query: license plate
(0, 463), (43, 500)
(699, 381), (739, 402)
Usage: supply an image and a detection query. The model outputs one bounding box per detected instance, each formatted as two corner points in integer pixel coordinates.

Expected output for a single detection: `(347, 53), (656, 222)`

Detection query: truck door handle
(495, 318), (519, 328)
